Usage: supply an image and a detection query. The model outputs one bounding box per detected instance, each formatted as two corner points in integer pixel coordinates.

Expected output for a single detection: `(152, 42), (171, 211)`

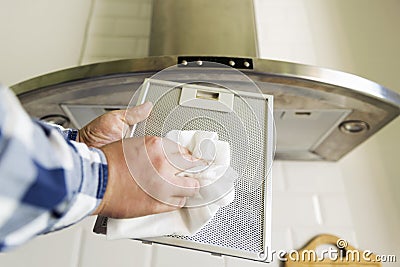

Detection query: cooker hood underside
(12, 56), (400, 161)
(12, 0), (400, 161)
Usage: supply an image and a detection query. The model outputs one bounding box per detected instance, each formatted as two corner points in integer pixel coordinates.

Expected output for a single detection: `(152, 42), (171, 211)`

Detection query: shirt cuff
(50, 143), (108, 231)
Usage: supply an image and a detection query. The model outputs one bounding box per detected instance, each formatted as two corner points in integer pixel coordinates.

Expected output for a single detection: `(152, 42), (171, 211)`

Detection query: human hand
(78, 102), (153, 148)
(94, 136), (203, 219)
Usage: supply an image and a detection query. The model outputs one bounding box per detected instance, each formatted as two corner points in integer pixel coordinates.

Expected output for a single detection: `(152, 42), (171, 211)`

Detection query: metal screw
(244, 61), (250, 68)
(181, 60), (188, 66)
(196, 60), (203, 66)
(229, 60), (235, 66)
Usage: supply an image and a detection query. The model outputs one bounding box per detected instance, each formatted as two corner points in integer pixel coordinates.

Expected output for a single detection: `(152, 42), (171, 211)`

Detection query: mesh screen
(132, 84), (268, 254)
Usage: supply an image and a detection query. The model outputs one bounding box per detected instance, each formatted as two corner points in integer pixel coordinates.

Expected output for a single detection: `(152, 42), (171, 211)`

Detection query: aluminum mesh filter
(132, 83), (268, 254)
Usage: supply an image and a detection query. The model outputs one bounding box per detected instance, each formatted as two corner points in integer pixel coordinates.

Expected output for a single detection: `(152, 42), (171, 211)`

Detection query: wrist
(92, 145), (113, 216)
(76, 129), (81, 142)
(92, 146), (110, 215)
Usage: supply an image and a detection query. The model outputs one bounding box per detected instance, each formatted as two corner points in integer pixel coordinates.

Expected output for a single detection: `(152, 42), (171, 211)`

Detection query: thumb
(123, 102), (153, 125)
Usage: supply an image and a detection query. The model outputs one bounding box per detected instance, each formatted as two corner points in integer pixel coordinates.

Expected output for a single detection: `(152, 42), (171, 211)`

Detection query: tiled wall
(0, 0), (92, 86)
(1, 0), (399, 266)
(254, 1), (400, 265)
(80, 0), (152, 64)
(272, 161), (357, 248)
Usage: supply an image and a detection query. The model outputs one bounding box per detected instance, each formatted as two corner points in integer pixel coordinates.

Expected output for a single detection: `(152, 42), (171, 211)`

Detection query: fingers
(123, 102), (153, 125)
(151, 197), (186, 214)
(166, 197), (187, 208)
(169, 176), (200, 197)
(160, 138), (208, 171)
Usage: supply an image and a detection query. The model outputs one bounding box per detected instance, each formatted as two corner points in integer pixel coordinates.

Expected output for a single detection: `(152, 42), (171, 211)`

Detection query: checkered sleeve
(44, 122), (79, 142)
(0, 85), (108, 251)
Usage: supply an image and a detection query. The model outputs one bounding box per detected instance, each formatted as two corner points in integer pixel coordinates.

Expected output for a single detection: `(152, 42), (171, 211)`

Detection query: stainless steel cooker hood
(12, 0), (400, 161)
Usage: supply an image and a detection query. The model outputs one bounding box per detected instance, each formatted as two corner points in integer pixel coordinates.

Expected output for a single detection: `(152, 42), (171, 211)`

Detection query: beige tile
(88, 17), (116, 36)
(0, 224), (82, 267)
(138, 2), (152, 19)
(271, 227), (293, 252)
(271, 161), (286, 192)
(272, 192), (319, 227)
(85, 36), (138, 57)
(115, 18), (151, 37)
(78, 218), (152, 267)
(223, 256), (278, 267)
(318, 194), (354, 227)
(151, 244), (224, 267)
(282, 162), (345, 193)
(0, 0), (92, 86)
(93, 0), (143, 18)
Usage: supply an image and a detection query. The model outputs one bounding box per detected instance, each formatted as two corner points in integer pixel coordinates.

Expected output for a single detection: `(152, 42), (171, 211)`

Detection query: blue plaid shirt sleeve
(0, 85), (108, 251)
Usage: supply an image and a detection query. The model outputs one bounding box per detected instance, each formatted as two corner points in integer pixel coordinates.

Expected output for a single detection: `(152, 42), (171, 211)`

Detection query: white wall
(0, 0), (92, 86)
(81, 0), (152, 64)
(0, 0), (399, 266)
(255, 0), (400, 264)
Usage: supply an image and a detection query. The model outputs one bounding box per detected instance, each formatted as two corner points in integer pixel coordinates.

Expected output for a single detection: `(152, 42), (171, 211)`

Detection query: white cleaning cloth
(106, 130), (236, 239)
